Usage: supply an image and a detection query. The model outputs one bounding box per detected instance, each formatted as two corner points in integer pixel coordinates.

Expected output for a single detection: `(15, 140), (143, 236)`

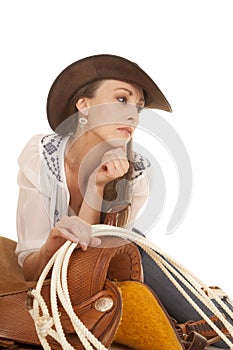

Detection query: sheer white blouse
(15, 134), (150, 267)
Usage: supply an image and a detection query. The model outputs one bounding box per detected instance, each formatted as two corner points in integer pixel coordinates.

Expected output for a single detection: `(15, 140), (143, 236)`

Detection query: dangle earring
(79, 109), (88, 128)
(79, 117), (88, 128)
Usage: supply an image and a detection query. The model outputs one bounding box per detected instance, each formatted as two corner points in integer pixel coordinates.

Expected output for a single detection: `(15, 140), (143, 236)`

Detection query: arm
(18, 145), (129, 281)
(16, 144), (99, 280)
(78, 146), (130, 224)
(23, 221), (97, 281)
(18, 173), (100, 280)
(78, 182), (104, 225)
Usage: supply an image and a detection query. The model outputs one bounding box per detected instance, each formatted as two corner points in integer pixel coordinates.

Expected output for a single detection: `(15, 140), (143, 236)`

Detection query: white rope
(29, 239), (108, 350)
(29, 225), (233, 349)
(92, 225), (233, 348)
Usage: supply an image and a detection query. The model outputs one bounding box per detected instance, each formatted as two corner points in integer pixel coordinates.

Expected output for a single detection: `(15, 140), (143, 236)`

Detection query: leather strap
(175, 315), (231, 346)
(175, 324), (207, 350)
(184, 332), (207, 350)
(186, 316), (228, 338)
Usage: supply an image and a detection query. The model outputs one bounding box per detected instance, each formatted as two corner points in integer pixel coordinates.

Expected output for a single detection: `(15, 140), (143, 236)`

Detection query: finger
(109, 149), (128, 172)
(56, 216), (91, 235)
(55, 227), (80, 243)
(55, 215), (70, 228)
(79, 242), (88, 251)
(101, 147), (127, 164)
(112, 158), (129, 175)
(89, 237), (102, 247)
(100, 161), (117, 179)
(107, 158), (129, 178)
(55, 216), (78, 232)
(99, 161), (127, 181)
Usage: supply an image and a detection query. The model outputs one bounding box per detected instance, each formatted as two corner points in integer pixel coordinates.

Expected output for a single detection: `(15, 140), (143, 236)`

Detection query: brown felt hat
(47, 54), (172, 131)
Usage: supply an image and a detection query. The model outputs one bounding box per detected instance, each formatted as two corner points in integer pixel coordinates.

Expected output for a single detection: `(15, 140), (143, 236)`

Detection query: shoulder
(17, 134), (45, 188)
(17, 133), (70, 189)
(18, 134), (44, 169)
(40, 134), (70, 183)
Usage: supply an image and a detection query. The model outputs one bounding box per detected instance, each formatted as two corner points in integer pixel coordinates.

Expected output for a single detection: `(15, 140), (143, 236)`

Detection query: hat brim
(47, 54), (172, 131)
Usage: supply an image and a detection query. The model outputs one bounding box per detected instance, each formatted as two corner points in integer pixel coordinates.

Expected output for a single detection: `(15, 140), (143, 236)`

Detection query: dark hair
(63, 79), (135, 227)
(55, 80), (104, 135)
(100, 139), (134, 227)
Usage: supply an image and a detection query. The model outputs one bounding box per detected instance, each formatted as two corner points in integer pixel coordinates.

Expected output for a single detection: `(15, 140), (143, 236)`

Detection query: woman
(15, 54), (232, 348)
(15, 54), (171, 281)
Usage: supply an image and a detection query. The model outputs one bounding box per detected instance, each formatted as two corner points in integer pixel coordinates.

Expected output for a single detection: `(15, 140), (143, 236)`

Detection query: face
(76, 80), (145, 145)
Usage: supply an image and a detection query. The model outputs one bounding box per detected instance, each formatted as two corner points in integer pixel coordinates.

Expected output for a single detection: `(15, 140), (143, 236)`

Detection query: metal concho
(94, 297), (114, 312)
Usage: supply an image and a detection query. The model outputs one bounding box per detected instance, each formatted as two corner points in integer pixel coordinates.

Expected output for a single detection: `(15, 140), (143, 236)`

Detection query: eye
(117, 96), (127, 104)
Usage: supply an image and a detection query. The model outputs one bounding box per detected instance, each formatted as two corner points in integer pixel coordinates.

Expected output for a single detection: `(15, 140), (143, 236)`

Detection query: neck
(65, 132), (112, 176)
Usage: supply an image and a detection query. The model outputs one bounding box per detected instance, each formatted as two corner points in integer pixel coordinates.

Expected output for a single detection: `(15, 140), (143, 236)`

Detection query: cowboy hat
(46, 54), (172, 131)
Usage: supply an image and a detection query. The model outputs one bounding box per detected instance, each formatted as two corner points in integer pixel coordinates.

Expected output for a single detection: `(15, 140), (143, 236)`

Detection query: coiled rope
(29, 225), (233, 349)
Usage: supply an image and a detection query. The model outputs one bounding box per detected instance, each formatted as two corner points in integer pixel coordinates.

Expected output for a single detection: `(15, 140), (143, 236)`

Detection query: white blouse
(15, 134), (150, 267)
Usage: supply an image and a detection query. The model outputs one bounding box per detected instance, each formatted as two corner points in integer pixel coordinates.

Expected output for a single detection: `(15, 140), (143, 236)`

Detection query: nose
(125, 104), (139, 125)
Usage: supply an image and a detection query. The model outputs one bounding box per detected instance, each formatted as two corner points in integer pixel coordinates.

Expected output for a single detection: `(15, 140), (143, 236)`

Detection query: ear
(75, 97), (89, 112)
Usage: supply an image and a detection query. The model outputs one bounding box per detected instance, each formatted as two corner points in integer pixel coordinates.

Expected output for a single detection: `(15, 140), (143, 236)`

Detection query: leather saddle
(0, 236), (206, 350)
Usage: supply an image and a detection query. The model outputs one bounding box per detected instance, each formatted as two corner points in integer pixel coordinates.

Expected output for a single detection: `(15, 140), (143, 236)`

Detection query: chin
(106, 137), (130, 148)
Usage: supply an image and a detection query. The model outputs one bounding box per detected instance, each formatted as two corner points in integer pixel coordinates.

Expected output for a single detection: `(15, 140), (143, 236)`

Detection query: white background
(0, 1), (232, 297)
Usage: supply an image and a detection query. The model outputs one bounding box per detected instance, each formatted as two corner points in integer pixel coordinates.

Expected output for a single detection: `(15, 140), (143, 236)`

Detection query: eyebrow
(114, 87), (145, 103)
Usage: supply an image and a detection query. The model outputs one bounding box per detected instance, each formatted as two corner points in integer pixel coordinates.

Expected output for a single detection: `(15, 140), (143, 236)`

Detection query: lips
(117, 127), (133, 137)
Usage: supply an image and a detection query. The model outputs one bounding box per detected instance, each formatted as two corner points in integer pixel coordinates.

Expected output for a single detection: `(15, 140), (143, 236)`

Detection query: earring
(79, 117), (88, 128)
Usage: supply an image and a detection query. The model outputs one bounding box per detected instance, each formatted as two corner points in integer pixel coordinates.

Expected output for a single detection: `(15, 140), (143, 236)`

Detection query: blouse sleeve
(15, 135), (51, 267)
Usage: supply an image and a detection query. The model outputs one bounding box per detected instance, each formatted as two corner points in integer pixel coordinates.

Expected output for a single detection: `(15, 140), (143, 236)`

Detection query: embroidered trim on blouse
(41, 134), (150, 183)
(132, 152), (151, 180)
(41, 134), (66, 182)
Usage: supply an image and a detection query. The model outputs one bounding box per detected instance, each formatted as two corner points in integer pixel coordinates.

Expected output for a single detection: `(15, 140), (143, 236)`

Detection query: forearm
(78, 185), (104, 224)
(23, 226), (66, 281)
(22, 193), (102, 281)
(23, 244), (52, 281)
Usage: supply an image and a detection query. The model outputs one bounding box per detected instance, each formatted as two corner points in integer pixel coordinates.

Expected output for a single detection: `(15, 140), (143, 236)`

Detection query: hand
(43, 216), (101, 258)
(90, 147), (129, 189)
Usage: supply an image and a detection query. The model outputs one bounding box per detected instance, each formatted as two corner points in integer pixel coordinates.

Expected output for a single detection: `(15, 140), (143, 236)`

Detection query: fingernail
(96, 238), (102, 245)
(80, 242), (87, 250)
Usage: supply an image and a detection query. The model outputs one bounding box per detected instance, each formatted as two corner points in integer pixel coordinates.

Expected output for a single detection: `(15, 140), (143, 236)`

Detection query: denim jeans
(133, 231), (233, 349)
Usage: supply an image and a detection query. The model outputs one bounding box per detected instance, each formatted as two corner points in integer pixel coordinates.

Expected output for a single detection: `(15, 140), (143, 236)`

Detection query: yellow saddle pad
(114, 281), (183, 350)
